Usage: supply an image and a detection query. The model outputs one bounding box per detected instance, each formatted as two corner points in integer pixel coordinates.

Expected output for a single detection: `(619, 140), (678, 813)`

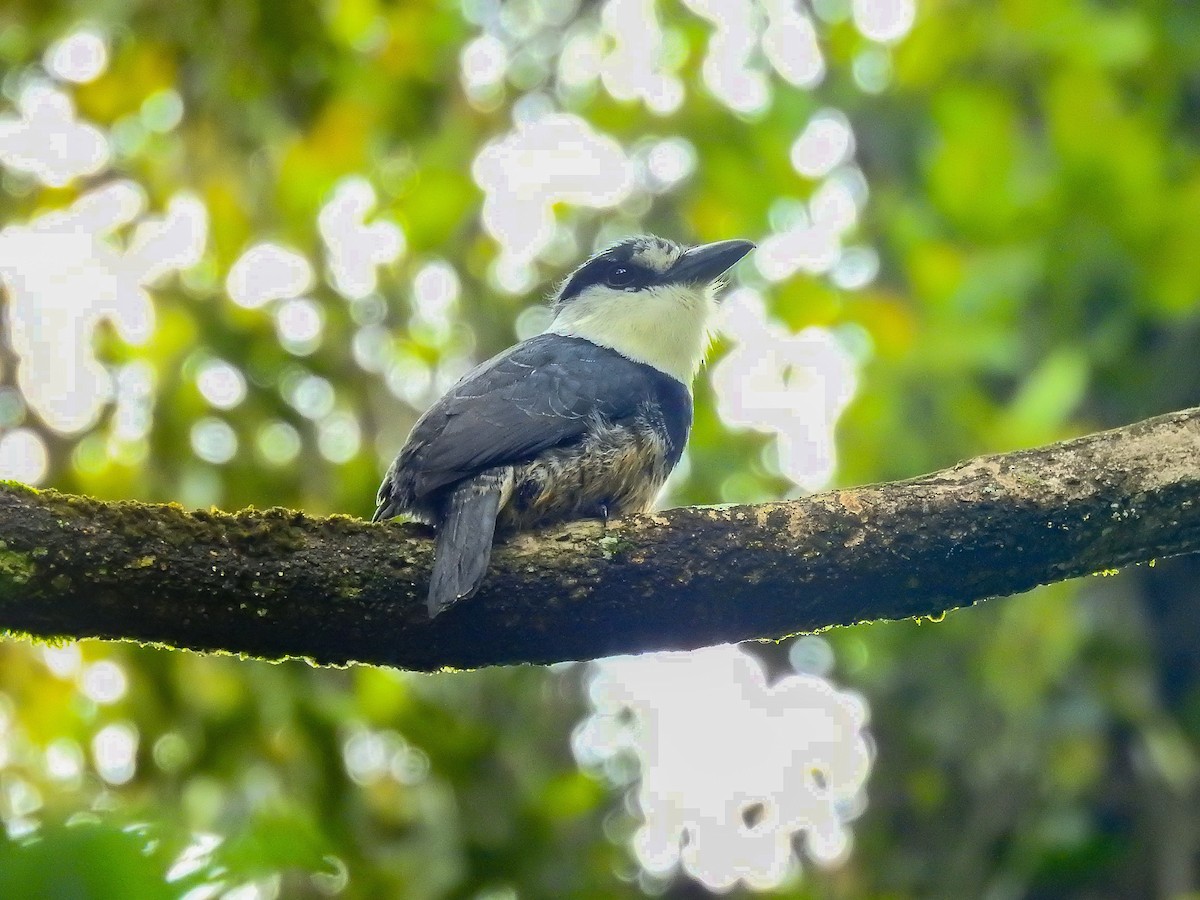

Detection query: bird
(373, 234), (755, 617)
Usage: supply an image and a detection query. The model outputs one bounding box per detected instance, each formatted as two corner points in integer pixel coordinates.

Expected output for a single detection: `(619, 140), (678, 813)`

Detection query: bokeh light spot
(256, 421), (303, 466)
(0, 82), (108, 186)
(226, 243), (313, 309)
(852, 0), (915, 43)
(318, 177), (404, 300)
(81, 660), (128, 705)
(642, 137), (697, 192)
(275, 297), (325, 356)
(42, 643), (81, 679)
(575, 645), (872, 890)
(683, 0), (771, 115)
(44, 738), (84, 787)
(44, 30), (109, 83)
(712, 288), (857, 490)
(600, 0), (685, 115)
(790, 109), (854, 179)
(0, 427), (47, 484)
(284, 373), (337, 421)
(196, 359), (248, 410)
(473, 112), (634, 263)
(141, 89), (184, 133)
(190, 418), (238, 465)
(317, 411), (362, 464)
(761, 0), (825, 87)
(91, 722), (138, 785)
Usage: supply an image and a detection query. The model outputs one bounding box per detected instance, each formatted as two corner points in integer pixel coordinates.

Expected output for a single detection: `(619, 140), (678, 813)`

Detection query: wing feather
(397, 335), (647, 502)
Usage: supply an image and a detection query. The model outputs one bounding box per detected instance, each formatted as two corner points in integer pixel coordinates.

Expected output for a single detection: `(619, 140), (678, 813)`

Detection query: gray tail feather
(428, 471), (508, 618)
(372, 497), (398, 523)
(372, 473), (399, 522)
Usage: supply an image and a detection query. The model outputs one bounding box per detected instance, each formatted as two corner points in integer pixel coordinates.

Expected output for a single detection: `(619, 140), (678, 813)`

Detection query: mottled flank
(501, 412), (672, 530)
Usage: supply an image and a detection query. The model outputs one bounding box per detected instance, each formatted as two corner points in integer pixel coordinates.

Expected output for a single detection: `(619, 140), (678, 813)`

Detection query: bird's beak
(668, 239), (755, 284)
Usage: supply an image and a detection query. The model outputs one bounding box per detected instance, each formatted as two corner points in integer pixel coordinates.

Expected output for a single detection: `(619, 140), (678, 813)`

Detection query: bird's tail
(428, 469), (511, 618)
(372, 464), (402, 522)
(372, 496), (399, 523)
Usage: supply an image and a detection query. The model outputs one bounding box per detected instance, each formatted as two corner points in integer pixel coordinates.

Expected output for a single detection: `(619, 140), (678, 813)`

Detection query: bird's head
(546, 235), (755, 384)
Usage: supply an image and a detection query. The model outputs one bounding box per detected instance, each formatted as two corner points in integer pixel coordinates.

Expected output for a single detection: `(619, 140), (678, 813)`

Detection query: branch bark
(1, 407), (1198, 671)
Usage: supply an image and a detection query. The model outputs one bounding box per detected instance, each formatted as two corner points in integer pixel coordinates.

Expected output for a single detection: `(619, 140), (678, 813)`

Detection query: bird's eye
(606, 266), (635, 288)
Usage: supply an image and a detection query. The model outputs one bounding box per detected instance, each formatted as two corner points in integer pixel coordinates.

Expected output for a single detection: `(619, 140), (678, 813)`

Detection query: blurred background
(0, 0), (1199, 896)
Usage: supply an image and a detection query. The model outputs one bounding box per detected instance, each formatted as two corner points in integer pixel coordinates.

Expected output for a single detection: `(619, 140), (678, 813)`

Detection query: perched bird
(374, 234), (755, 617)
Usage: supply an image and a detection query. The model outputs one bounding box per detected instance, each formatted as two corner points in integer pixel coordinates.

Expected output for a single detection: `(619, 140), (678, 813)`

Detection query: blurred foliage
(1, 0), (1200, 897)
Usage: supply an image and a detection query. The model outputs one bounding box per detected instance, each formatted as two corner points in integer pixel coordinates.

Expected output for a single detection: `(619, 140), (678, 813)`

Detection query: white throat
(545, 283), (716, 384)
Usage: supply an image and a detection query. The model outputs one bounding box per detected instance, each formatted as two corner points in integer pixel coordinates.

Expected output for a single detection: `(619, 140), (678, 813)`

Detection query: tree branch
(1, 407), (1198, 670)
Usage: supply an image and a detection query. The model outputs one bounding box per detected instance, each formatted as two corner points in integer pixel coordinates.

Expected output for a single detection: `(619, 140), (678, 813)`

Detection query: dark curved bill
(667, 239), (755, 284)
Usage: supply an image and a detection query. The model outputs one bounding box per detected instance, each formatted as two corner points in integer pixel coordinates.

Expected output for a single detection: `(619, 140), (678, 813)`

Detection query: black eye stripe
(606, 266), (635, 287)
(559, 258), (654, 302)
(554, 236), (683, 306)
(606, 263), (653, 290)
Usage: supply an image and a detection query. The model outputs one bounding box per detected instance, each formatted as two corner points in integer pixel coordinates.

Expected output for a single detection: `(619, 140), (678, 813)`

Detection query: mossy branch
(1, 407), (1199, 671)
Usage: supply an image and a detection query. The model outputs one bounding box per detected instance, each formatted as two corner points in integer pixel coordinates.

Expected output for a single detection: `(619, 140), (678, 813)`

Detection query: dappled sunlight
(0, 181), (203, 442)
(0, 638), (362, 897)
(852, 0), (917, 44)
(226, 243), (313, 310)
(0, 0), (1190, 894)
(317, 177), (405, 301)
(92, 721), (137, 786)
(683, 0), (771, 115)
(757, 167), (868, 282)
(712, 288), (858, 491)
(0, 81), (108, 186)
(472, 111), (634, 266)
(274, 297), (325, 356)
(600, 0), (685, 115)
(341, 727), (431, 787)
(43, 30), (109, 85)
(196, 359), (248, 410)
(791, 109), (855, 179)
(0, 2), (881, 503)
(0, 428), (46, 484)
(2, 642), (143, 815)
(575, 644), (872, 890)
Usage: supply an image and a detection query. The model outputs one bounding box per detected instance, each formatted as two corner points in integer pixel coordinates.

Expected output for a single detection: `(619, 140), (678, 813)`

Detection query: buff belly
(496, 419), (671, 532)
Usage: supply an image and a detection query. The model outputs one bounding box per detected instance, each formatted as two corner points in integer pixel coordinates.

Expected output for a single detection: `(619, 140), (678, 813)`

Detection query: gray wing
(377, 335), (650, 514)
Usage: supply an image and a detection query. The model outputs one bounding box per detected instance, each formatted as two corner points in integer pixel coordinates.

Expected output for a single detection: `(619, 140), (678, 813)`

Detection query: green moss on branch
(0, 408), (1198, 670)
